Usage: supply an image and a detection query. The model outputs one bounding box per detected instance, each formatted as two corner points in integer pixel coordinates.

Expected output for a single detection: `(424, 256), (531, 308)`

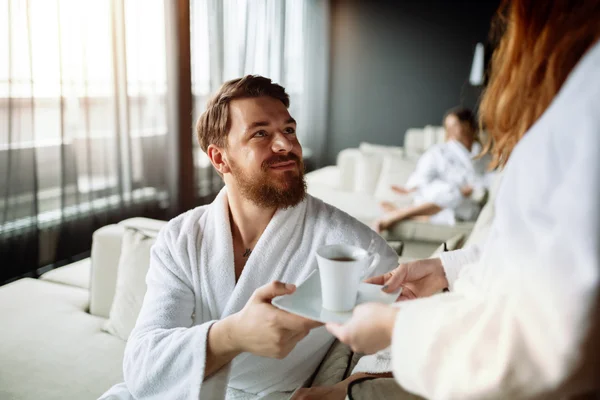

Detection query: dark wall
(325, 0), (499, 165)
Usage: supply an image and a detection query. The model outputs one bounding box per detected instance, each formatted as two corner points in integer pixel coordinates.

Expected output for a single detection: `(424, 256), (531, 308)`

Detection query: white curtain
(190, 0), (330, 197)
(0, 0), (171, 281)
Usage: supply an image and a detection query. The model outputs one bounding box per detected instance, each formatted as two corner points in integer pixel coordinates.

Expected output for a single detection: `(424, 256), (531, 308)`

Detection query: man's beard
(229, 153), (307, 209)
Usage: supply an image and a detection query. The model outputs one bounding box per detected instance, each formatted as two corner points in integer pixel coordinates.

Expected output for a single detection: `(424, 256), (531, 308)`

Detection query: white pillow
(373, 155), (417, 202)
(359, 142), (404, 156)
(354, 151), (384, 194)
(355, 143), (404, 194)
(103, 228), (157, 341)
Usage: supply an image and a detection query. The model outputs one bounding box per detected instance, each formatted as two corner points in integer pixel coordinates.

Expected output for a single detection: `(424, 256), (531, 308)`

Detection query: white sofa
(0, 218), (164, 400)
(306, 126), (477, 258)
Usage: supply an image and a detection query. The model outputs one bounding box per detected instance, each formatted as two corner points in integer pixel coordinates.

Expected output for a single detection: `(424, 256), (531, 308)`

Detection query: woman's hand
(326, 303), (398, 354)
(365, 258), (448, 300)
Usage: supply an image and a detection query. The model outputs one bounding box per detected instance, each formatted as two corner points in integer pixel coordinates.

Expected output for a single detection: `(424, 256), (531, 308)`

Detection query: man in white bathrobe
(100, 75), (399, 400)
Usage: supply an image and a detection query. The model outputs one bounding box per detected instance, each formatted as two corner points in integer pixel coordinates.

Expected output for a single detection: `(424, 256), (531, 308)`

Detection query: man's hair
(195, 75), (290, 152)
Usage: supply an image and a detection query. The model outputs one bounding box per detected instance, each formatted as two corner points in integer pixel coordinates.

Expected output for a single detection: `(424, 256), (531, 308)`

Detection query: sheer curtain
(190, 0), (330, 200)
(0, 0), (171, 282)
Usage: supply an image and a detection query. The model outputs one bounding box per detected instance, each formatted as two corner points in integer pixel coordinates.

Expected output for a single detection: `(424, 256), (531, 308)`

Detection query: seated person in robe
(373, 107), (494, 232)
(99, 75), (399, 400)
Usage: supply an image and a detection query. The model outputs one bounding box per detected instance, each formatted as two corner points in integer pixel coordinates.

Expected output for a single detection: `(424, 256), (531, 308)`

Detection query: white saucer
(272, 270), (401, 324)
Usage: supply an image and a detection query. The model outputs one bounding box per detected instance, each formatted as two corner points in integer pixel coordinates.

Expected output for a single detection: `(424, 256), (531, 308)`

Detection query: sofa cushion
(354, 151), (386, 194)
(355, 143), (405, 195)
(403, 126), (445, 158)
(40, 257), (92, 289)
(306, 184), (382, 226)
(0, 278), (125, 400)
(305, 166), (341, 190)
(358, 142), (404, 156)
(373, 155), (417, 202)
(104, 227), (157, 341)
(90, 218), (166, 319)
(336, 148), (362, 192)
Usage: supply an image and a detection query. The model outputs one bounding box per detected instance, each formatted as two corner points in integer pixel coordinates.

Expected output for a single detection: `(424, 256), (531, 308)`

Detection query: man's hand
(364, 257), (448, 300)
(229, 281), (323, 359)
(326, 303), (398, 354)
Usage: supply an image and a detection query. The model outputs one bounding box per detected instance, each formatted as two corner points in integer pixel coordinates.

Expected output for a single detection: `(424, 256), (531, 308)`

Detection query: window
(1, 0), (169, 232)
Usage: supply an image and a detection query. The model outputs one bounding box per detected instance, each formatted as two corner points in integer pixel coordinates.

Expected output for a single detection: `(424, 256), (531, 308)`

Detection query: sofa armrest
(385, 220), (475, 243)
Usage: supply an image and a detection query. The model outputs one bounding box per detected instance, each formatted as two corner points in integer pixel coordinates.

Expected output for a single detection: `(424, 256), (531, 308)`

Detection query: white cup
(316, 244), (380, 312)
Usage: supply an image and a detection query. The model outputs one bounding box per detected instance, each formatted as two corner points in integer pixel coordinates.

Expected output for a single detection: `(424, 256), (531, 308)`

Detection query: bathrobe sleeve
(122, 224), (221, 400)
(439, 244), (482, 290)
(405, 148), (439, 190)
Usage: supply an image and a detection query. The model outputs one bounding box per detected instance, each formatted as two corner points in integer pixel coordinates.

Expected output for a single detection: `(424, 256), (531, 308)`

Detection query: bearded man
(100, 75), (398, 400)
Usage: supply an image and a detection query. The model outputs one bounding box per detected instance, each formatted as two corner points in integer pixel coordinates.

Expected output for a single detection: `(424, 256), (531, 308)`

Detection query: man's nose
(271, 131), (294, 153)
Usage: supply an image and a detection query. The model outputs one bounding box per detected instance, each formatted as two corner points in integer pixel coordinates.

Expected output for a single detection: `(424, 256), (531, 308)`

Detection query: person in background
(373, 107), (493, 233)
(328, 0), (600, 398)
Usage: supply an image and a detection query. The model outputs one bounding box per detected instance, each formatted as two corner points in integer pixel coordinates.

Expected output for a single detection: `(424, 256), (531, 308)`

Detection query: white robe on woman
(405, 140), (493, 225)
(390, 41), (600, 399)
(99, 189), (399, 400)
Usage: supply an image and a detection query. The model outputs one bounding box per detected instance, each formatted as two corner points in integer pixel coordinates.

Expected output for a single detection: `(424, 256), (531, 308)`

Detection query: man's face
(223, 96), (305, 209)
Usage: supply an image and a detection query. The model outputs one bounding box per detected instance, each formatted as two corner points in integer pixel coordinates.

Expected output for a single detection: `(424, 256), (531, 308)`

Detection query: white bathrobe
(390, 41), (600, 399)
(100, 191), (399, 400)
(405, 140), (493, 225)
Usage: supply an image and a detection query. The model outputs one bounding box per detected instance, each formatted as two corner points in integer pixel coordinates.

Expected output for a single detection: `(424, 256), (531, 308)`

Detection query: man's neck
(227, 190), (277, 250)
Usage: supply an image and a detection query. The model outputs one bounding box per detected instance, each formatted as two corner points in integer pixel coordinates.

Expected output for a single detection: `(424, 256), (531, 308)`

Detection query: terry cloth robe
(405, 140), (493, 225)
(99, 190), (399, 400)
(389, 40), (600, 399)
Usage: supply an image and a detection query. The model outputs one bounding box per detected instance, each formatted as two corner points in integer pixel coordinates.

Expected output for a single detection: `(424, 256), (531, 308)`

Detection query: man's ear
(207, 144), (231, 175)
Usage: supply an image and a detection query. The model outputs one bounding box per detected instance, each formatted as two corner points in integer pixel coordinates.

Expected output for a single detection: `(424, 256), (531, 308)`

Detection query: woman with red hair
(327, 1), (600, 398)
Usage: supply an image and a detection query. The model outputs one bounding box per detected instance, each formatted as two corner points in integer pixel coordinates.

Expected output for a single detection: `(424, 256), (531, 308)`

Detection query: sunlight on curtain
(190, 0), (328, 198)
(0, 0), (170, 281)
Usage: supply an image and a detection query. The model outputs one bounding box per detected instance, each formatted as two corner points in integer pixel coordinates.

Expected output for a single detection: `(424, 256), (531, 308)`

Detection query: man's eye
(284, 127), (296, 134)
(254, 130), (267, 138)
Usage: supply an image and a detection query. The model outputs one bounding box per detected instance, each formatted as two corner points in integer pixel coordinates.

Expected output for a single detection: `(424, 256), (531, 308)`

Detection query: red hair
(480, 0), (600, 169)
